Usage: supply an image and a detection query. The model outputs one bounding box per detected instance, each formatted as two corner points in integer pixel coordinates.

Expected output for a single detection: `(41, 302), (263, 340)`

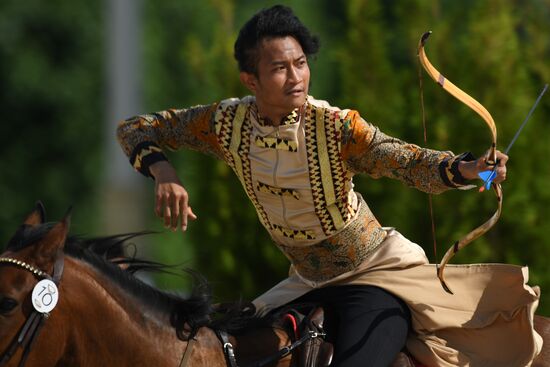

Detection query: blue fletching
(478, 170), (497, 190)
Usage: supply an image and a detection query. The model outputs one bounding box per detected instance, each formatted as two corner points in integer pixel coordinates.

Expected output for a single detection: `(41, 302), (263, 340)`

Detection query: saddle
(282, 307), (421, 367)
(284, 307), (333, 367)
(212, 303), (421, 367)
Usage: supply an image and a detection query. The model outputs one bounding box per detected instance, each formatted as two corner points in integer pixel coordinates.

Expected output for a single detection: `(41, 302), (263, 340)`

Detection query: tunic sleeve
(340, 110), (475, 194)
(116, 103), (222, 177)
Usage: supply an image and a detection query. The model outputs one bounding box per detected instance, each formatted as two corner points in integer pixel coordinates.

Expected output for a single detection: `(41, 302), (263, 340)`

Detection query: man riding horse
(117, 5), (542, 366)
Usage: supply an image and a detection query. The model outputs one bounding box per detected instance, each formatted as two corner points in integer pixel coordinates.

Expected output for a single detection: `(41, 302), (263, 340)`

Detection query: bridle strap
(0, 253), (64, 367)
(178, 337), (197, 367)
(51, 255), (64, 284)
(16, 313), (46, 367)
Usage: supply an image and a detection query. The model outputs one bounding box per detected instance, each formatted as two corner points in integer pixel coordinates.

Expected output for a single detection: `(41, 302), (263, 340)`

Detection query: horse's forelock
(5, 223), (56, 252)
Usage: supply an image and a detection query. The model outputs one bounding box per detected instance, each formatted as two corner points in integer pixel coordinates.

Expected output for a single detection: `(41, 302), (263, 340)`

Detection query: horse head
(0, 203), (230, 367)
(0, 202), (69, 366)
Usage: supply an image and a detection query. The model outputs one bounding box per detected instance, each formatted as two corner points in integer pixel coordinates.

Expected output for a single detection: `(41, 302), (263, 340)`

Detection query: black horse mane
(6, 223), (279, 340)
(5, 223), (266, 339)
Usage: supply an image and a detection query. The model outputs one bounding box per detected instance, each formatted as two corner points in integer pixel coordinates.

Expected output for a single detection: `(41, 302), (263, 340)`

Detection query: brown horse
(1, 204), (549, 367)
(0, 204), (294, 367)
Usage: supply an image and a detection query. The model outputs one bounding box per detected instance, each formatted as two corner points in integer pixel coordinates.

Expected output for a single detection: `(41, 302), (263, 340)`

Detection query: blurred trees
(1, 0), (549, 314)
(0, 0), (103, 236)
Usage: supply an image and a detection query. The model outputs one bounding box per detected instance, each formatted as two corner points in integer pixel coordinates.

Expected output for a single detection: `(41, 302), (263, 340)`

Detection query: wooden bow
(417, 31), (503, 294)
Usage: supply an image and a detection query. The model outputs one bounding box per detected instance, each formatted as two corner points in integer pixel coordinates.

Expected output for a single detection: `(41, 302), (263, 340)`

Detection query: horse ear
(23, 201), (46, 226)
(36, 209), (71, 261)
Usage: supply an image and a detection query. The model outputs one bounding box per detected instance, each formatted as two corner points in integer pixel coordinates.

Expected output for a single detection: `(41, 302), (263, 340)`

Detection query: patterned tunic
(117, 95), (474, 282)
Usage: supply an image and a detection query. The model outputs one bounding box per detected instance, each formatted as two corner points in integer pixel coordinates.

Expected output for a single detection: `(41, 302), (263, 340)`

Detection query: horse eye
(0, 297), (18, 314)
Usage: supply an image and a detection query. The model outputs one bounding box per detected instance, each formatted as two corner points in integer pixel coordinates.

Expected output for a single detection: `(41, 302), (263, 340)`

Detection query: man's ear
(240, 72), (258, 93)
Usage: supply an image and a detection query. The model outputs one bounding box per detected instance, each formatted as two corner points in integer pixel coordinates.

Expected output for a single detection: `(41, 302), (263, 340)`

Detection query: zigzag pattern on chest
(215, 102), (271, 230)
(256, 181), (301, 200)
(237, 116), (272, 229)
(305, 105), (354, 236)
(216, 106), (237, 168)
(323, 109), (356, 223)
(254, 136), (298, 152)
(304, 105), (336, 235)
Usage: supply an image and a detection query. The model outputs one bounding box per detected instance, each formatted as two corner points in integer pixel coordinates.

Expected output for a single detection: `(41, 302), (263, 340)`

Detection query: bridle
(0, 253), (64, 367)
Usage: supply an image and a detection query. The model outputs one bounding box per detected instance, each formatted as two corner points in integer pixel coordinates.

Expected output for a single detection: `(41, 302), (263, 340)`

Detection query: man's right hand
(149, 161), (197, 232)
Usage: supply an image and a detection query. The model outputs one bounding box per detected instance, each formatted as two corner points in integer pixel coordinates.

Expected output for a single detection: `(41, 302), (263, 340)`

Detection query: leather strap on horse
(241, 329), (326, 367)
(216, 330), (238, 367)
(295, 307), (333, 367)
(212, 307), (331, 367)
(0, 253), (65, 367)
(178, 337), (197, 367)
(212, 327), (326, 367)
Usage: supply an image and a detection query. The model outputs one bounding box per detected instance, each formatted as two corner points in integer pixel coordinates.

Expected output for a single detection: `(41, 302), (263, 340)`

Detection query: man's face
(241, 36), (310, 119)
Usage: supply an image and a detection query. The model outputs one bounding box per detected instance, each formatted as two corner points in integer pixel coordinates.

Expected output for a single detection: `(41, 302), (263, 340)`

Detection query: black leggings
(289, 285), (411, 367)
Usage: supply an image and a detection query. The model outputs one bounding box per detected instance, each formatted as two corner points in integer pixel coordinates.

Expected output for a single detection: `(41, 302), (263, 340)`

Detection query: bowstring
(417, 51), (439, 264)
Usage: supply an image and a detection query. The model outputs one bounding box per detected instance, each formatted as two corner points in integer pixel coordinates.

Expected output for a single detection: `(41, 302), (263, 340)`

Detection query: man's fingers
(154, 181), (193, 232)
(179, 195), (190, 232)
(188, 206), (198, 220)
(181, 209), (188, 232)
(494, 166), (507, 183)
(171, 195), (180, 231)
(491, 151), (508, 184)
(164, 201), (172, 228)
(155, 192), (163, 218)
(180, 193), (189, 231)
(497, 153), (509, 166)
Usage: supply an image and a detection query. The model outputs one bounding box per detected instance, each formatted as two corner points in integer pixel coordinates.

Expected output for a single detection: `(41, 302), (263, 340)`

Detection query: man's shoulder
(212, 96), (255, 134)
(308, 96), (353, 121)
(217, 95), (255, 111)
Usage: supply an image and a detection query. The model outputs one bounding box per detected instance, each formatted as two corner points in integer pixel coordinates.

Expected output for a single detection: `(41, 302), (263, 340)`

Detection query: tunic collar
(252, 104), (304, 127)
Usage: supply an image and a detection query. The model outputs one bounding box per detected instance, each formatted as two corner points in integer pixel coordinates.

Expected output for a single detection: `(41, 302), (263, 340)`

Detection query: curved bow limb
(417, 31), (503, 294)
(437, 183), (502, 293)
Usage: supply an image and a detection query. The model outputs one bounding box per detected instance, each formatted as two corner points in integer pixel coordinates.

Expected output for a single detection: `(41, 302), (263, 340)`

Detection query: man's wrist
(149, 161), (174, 180)
(439, 152), (477, 188)
(452, 152), (477, 182)
(457, 160), (477, 181)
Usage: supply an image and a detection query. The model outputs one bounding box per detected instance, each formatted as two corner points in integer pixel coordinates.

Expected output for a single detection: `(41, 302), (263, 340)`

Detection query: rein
(210, 329), (325, 367)
(0, 254), (64, 367)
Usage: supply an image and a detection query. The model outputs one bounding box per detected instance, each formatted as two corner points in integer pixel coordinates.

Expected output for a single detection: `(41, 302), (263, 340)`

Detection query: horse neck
(54, 257), (187, 366)
(46, 258), (282, 367)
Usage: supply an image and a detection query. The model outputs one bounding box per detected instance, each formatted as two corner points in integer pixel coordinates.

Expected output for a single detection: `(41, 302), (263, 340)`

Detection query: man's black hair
(234, 5), (320, 74)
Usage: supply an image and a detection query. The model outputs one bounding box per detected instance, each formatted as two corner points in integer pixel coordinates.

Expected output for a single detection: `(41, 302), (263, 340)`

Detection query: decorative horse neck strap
(0, 253), (64, 367)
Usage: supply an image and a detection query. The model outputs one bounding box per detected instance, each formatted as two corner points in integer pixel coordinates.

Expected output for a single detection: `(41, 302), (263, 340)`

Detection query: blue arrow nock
(478, 170), (497, 192)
